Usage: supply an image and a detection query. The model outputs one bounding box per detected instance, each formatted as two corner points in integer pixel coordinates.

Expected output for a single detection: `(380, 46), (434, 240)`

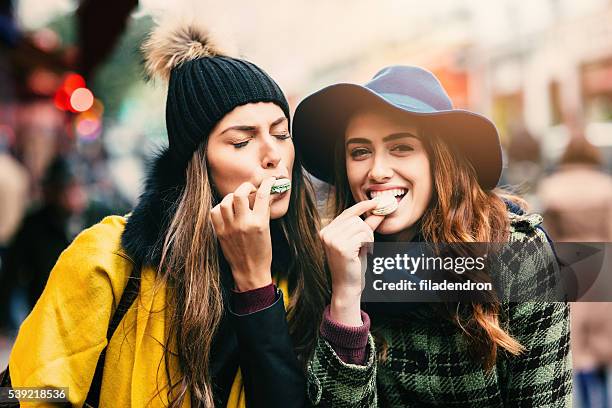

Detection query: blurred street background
(1, 0), (612, 406)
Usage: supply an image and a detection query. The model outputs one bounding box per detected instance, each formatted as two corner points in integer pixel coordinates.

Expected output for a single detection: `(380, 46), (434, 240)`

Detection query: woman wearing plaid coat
(292, 65), (572, 407)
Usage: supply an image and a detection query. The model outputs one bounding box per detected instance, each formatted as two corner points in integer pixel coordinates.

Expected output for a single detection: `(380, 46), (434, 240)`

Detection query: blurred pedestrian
(538, 136), (612, 408)
(1, 155), (87, 329)
(504, 123), (543, 203)
(0, 137), (29, 333)
(538, 136), (612, 241)
(0, 137), (28, 247)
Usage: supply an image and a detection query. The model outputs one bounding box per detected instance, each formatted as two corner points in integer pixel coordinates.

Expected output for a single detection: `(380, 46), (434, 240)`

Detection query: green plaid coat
(307, 213), (572, 407)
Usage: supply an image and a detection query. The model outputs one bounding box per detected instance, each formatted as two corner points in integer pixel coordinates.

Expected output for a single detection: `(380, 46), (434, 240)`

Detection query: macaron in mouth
(271, 178), (291, 194)
(371, 192), (399, 216)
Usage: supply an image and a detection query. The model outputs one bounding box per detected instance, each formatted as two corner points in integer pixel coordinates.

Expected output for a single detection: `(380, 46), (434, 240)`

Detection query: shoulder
(507, 212), (546, 244)
(501, 212), (562, 302)
(71, 215), (129, 256)
(48, 215), (134, 296)
(506, 211), (553, 261)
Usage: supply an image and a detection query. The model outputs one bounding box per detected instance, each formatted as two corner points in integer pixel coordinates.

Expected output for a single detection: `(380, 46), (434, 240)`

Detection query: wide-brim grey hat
(293, 65), (502, 190)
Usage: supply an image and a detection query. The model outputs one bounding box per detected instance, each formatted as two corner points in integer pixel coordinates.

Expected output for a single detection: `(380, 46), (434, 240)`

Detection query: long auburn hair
(153, 144), (329, 406)
(331, 120), (525, 371)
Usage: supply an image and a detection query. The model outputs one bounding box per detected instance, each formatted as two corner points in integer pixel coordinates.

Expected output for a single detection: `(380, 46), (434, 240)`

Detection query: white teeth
(368, 188), (407, 199)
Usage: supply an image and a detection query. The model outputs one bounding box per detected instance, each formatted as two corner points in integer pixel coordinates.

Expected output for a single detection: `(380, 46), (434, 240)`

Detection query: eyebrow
(345, 132), (419, 145)
(270, 116), (288, 127)
(221, 116), (287, 135)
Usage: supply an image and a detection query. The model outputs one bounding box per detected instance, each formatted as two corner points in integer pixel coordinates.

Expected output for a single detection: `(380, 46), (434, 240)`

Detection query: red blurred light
(63, 73), (86, 94)
(28, 69), (60, 96)
(54, 88), (70, 111)
(54, 73), (88, 112)
(70, 88), (94, 112)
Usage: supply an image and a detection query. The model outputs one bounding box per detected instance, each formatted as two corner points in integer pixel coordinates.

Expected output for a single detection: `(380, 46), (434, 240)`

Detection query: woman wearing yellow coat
(7, 20), (328, 407)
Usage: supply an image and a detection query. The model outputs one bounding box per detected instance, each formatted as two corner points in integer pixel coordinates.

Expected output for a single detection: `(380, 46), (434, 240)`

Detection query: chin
(270, 200), (290, 220)
(374, 213), (419, 237)
(374, 218), (406, 235)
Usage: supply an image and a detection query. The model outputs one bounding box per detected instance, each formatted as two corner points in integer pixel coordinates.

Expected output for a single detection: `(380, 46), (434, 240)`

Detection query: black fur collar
(121, 147), (187, 267)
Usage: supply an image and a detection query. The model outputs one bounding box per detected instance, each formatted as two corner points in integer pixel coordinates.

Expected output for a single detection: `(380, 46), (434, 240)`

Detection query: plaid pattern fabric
(307, 213), (572, 407)
(307, 335), (378, 407)
(497, 213), (566, 303)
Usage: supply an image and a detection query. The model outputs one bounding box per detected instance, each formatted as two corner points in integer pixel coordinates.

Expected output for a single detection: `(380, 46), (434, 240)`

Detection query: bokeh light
(75, 111), (102, 141)
(70, 88), (94, 112)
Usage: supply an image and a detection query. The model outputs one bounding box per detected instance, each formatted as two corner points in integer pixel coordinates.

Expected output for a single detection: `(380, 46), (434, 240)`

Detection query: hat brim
(293, 83), (502, 190)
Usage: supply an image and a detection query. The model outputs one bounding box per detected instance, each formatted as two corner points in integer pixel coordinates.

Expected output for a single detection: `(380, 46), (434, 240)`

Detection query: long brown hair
(155, 144), (329, 406)
(331, 122), (524, 371)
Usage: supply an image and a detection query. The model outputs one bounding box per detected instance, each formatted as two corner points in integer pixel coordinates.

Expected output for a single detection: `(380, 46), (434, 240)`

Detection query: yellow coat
(9, 215), (292, 407)
(10, 215), (188, 407)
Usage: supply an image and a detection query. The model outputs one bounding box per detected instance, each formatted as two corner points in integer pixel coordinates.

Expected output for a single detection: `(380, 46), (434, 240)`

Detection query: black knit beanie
(143, 21), (290, 165)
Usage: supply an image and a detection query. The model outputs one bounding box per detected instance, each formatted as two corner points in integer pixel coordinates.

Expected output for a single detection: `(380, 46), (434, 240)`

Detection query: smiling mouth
(368, 188), (408, 202)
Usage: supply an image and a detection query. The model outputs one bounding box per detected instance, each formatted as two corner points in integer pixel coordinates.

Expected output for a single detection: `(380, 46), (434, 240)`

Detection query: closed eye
(232, 140), (250, 148)
(231, 136), (253, 148)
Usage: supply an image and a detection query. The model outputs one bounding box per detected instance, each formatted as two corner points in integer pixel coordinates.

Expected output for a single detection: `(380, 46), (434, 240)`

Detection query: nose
(260, 133), (282, 169)
(368, 154), (393, 182)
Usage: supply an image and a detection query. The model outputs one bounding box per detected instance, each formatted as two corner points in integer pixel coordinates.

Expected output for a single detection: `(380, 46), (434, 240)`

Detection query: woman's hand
(211, 177), (277, 291)
(319, 200), (385, 326)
